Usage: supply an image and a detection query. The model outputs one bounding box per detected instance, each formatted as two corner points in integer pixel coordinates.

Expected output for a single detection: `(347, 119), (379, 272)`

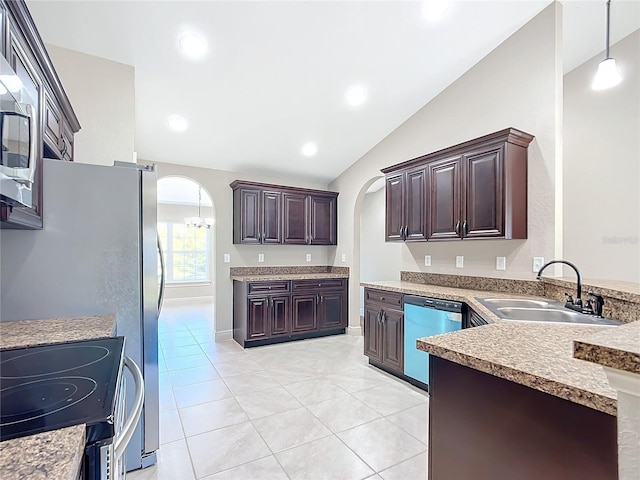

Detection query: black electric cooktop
(0, 336), (125, 443)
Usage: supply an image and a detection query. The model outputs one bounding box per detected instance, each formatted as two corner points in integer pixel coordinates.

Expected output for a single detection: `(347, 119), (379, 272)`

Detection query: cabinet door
(405, 167), (427, 241)
(247, 297), (269, 340)
(262, 190), (282, 244)
(462, 146), (504, 238)
(309, 195), (336, 245)
(427, 156), (462, 240)
(385, 173), (405, 241)
(381, 309), (404, 372)
(269, 295), (290, 336)
(234, 188), (261, 244)
(291, 294), (318, 333)
(61, 122), (74, 162)
(43, 89), (63, 159)
(318, 289), (346, 330)
(363, 304), (382, 362)
(282, 192), (308, 245)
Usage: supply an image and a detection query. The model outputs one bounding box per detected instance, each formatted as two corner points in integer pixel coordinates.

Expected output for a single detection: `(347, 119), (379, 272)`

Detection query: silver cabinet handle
(114, 356), (145, 460)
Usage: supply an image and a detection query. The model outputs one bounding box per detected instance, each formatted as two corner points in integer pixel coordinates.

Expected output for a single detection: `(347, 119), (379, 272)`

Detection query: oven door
(84, 356), (144, 480)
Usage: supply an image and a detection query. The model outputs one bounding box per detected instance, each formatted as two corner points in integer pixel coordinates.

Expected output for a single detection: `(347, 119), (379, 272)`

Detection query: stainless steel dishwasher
(403, 295), (462, 388)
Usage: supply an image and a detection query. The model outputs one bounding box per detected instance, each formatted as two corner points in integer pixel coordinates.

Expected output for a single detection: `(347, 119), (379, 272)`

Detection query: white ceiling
(27, 0), (640, 185)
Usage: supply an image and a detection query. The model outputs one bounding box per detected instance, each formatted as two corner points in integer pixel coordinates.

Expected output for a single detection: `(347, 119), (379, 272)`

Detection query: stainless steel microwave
(0, 53), (37, 208)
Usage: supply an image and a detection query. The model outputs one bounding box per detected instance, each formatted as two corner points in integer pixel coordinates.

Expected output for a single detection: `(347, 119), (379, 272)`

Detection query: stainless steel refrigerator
(0, 158), (161, 471)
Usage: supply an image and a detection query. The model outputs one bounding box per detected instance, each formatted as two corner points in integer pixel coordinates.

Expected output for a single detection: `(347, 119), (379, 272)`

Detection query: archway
(156, 176), (216, 330)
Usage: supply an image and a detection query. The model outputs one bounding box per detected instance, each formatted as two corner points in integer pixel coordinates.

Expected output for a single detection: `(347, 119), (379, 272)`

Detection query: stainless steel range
(0, 337), (144, 480)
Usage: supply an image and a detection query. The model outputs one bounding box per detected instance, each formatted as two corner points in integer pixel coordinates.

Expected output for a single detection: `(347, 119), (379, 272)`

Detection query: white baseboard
(348, 326), (362, 336)
(215, 329), (233, 341)
(163, 296), (214, 306)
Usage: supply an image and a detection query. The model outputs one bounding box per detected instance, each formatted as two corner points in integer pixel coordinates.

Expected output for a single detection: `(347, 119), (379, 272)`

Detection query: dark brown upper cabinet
(382, 128), (534, 242)
(0, 0), (81, 230)
(385, 166), (427, 242)
(231, 180), (338, 246)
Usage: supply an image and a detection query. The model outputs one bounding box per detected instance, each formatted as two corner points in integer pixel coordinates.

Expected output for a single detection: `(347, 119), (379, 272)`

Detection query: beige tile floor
(128, 302), (429, 480)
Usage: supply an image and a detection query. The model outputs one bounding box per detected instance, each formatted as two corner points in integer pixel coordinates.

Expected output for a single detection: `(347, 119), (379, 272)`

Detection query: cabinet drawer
(248, 281), (290, 294)
(291, 278), (344, 291)
(364, 289), (403, 309)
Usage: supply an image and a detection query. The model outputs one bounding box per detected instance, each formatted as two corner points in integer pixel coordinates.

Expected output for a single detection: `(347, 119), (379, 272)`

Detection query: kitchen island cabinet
(233, 275), (348, 347)
(418, 322), (618, 480)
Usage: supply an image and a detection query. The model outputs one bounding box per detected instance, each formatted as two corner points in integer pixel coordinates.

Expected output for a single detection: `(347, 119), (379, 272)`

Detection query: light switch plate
(258, 253), (264, 263)
(496, 256), (506, 271)
(341, 253), (346, 263)
(456, 256), (464, 268)
(424, 255), (431, 266)
(533, 257), (544, 272)
(306, 253), (312, 262)
(223, 253), (230, 263)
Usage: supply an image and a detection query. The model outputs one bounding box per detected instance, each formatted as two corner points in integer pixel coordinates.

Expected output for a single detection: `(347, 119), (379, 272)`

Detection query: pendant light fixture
(592, 0), (622, 90)
(184, 186), (213, 228)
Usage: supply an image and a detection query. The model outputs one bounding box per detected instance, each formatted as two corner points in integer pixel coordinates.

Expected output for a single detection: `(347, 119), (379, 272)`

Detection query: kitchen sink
(475, 297), (622, 326)
(481, 298), (550, 309)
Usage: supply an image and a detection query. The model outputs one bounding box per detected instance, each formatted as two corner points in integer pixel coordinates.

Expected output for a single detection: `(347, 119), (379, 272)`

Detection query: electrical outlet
(496, 256), (506, 271)
(533, 257), (544, 272)
(258, 253), (264, 263)
(306, 253), (312, 262)
(341, 253), (346, 263)
(223, 253), (230, 263)
(456, 256), (464, 268)
(424, 255), (431, 267)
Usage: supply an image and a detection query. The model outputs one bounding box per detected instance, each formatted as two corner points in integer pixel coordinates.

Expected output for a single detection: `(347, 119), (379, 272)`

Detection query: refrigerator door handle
(157, 235), (166, 314)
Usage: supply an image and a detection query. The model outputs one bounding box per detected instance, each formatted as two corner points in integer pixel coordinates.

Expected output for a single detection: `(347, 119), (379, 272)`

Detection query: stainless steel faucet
(536, 260), (584, 312)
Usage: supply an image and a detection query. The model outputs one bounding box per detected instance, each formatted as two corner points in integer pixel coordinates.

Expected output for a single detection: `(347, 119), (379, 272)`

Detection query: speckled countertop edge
(362, 280), (618, 414)
(0, 424), (85, 480)
(417, 324), (617, 415)
(0, 315), (117, 480)
(233, 273), (349, 281)
(574, 321), (640, 375)
(0, 315), (117, 350)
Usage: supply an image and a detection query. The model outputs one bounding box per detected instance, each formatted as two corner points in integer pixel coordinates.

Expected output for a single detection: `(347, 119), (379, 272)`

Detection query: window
(158, 222), (210, 283)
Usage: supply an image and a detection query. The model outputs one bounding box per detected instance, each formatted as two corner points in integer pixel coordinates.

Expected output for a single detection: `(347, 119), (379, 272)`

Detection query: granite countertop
(0, 315), (117, 480)
(363, 280), (619, 415)
(361, 280), (524, 323)
(574, 321), (640, 375)
(0, 315), (117, 350)
(0, 426), (85, 480)
(233, 272), (349, 282)
(417, 323), (616, 415)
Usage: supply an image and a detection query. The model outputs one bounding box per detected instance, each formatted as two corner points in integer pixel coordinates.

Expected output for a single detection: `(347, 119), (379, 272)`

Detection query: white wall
(563, 30), (640, 282)
(46, 44), (135, 166)
(359, 187), (402, 313)
(145, 161), (336, 337)
(330, 3), (563, 328)
(157, 202), (215, 300)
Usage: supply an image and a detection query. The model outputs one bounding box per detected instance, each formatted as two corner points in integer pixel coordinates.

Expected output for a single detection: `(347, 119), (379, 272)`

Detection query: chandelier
(184, 186), (213, 228)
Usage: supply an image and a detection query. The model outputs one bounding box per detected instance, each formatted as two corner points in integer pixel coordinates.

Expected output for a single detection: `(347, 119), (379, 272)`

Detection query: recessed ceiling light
(179, 32), (207, 59)
(422, 0), (450, 20)
(167, 115), (188, 132)
(345, 85), (368, 107)
(301, 142), (318, 157)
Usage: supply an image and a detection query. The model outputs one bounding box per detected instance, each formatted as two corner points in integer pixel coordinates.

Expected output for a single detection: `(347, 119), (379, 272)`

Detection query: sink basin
(482, 298), (550, 309)
(497, 307), (580, 322)
(475, 297), (622, 326)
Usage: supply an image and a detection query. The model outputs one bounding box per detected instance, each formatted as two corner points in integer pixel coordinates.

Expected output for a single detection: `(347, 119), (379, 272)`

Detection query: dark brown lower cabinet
(234, 278), (348, 347)
(428, 356), (617, 480)
(363, 288), (404, 374)
(291, 294), (318, 333)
